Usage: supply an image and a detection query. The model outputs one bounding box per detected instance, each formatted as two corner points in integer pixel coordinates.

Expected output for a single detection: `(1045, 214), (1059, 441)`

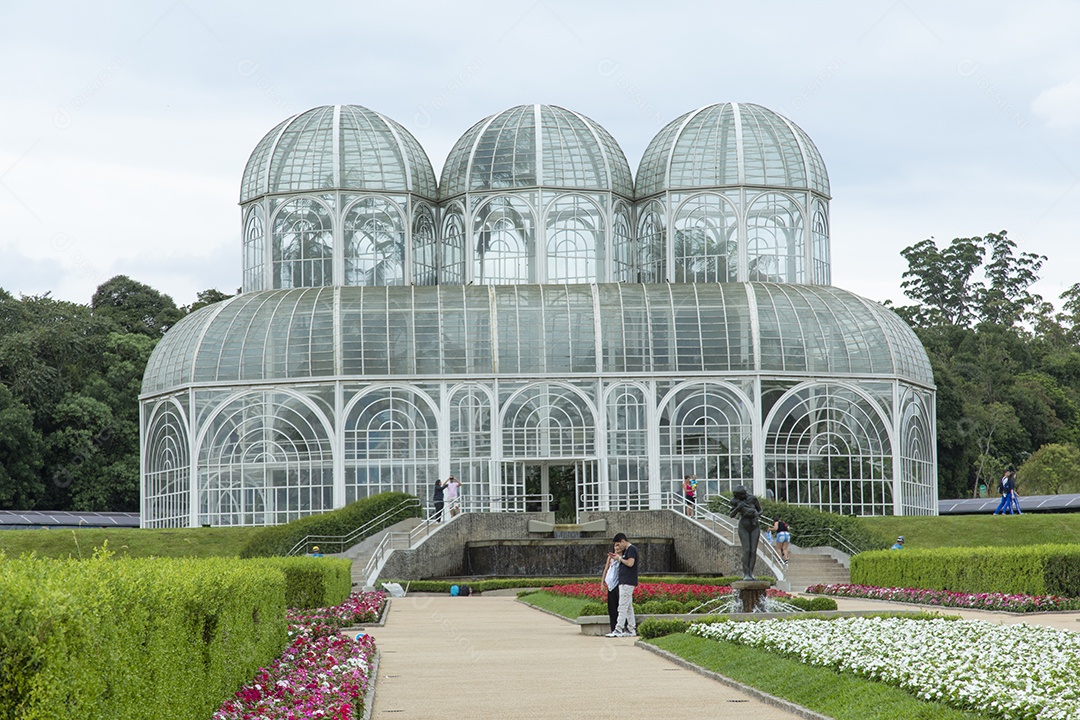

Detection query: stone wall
(375, 509), (744, 581)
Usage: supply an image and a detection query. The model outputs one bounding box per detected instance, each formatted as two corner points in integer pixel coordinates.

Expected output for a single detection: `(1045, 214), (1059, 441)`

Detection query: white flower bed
(688, 617), (1080, 720)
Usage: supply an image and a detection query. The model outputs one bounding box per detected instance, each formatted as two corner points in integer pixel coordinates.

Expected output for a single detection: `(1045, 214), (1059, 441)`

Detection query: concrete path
(364, 595), (809, 720)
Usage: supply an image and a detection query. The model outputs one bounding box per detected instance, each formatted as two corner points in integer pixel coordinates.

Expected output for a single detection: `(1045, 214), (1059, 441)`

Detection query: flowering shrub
(215, 591), (384, 719)
(547, 582), (790, 604)
(806, 583), (1080, 613)
(689, 616), (1080, 720)
(288, 591), (386, 639)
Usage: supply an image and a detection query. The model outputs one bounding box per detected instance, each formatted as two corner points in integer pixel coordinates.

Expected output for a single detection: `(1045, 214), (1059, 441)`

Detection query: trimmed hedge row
(258, 557), (352, 609)
(390, 575), (747, 594)
(239, 491), (421, 558)
(851, 544), (1080, 596)
(580, 595), (837, 617)
(0, 552), (287, 720)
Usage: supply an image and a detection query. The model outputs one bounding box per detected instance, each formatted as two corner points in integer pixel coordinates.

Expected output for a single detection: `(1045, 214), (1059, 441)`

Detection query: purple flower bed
(214, 591), (385, 720)
(806, 583), (1080, 612)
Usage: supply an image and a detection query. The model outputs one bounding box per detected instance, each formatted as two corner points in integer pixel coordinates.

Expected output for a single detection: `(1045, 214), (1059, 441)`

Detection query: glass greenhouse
(141, 102), (937, 528)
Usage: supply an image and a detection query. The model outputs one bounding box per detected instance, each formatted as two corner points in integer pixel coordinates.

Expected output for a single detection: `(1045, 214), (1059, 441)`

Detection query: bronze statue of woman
(729, 485), (762, 580)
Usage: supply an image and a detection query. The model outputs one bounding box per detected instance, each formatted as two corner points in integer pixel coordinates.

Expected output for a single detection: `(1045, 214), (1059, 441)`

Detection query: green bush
(579, 602), (607, 617)
(239, 492), (421, 558)
(0, 551), (286, 720)
(638, 618), (689, 639)
(708, 497), (890, 552)
(785, 596), (838, 611)
(851, 544), (1080, 596)
(640, 600), (665, 614)
(386, 575), (745, 594)
(258, 557), (352, 608)
(661, 599), (685, 614)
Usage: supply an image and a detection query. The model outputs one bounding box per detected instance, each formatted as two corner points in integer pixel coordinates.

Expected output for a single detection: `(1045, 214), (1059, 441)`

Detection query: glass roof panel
(440, 105), (632, 200)
(142, 283), (932, 395)
(240, 105), (437, 203)
(636, 103), (830, 197)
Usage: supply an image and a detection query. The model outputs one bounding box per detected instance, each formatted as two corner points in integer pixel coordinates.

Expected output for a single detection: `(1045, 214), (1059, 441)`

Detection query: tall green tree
(0, 384), (45, 509)
(91, 275), (183, 337)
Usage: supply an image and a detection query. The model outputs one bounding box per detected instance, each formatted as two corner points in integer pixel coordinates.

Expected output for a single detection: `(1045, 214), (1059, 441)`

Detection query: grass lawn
(650, 632), (983, 720)
(0, 526), (263, 560)
(859, 512), (1080, 550)
(517, 590), (593, 618)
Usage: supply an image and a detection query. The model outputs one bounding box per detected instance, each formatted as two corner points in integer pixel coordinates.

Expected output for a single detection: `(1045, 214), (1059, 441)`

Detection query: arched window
(765, 383), (892, 515)
(545, 194), (602, 283)
(605, 384), (649, 511)
(746, 193), (805, 283)
(198, 391), (334, 526)
(272, 198), (333, 288)
(474, 196), (535, 284)
(502, 383), (595, 459)
(673, 193), (739, 283)
(659, 382), (752, 500)
(344, 387), (438, 503)
(636, 199), (666, 283)
(144, 401), (189, 528)
(412, 204), (437, 286)
(611, 201), (633, 282)
(449, 385), (493, 508)
(812, 200), (830, 285)
(343, 197), (406, 286)
(441, 205), (466, 285)
(243, 205), (265, 292)
(900, 388), (935, 515)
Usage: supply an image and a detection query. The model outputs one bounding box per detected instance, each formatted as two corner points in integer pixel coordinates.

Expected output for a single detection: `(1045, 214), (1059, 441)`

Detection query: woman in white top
(600, 542), (621, 632)
(445, 475), (462, 517)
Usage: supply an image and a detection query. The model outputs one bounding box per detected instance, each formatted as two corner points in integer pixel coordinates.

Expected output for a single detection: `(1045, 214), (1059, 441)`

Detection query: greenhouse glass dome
(140, 102), (936, 528)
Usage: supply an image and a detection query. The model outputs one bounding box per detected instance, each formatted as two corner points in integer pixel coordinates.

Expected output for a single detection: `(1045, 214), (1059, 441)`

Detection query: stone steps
(783, 552), (850, 592)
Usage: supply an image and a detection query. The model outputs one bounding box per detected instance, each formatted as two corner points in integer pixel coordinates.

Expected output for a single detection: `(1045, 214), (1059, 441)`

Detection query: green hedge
(707, 496), (891, 552)
(388, 575), (748, 594)
(851, 544), (1080, 596)
(239, 492), (421, 558)
(258, 557), (352, 608)
(0, 552), (286, 720)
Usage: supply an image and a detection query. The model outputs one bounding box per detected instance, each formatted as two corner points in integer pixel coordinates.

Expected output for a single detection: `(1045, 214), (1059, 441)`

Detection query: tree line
(0, 277), (229, 512)
(1, 232), (1079, 513)
(891, 231), (1080, 498)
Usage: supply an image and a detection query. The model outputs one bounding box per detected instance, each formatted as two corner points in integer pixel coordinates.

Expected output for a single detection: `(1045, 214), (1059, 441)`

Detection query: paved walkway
(363, 594), (809, 720)
(363, 593), (1080, 720)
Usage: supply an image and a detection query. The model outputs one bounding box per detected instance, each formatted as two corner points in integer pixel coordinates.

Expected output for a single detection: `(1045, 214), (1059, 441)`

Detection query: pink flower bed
(806, 583), (1080, 613)
(547, 582), (790, 603)
(214, 591), (384, 720)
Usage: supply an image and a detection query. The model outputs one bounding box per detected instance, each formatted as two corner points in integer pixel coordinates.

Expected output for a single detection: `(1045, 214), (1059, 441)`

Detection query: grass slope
(651, 633), (983, 720)
(517, 591), (593, 619)
(860, 512), (1080, 550)
(0, 527), (262, 560)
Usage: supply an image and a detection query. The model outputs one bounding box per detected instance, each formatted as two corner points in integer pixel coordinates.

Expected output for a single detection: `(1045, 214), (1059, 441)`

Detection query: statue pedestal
(731, 579), (773, 613)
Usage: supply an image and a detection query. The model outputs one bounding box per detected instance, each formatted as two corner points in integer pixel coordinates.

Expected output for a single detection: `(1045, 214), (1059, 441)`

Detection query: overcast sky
(1, 1), (1077, 310)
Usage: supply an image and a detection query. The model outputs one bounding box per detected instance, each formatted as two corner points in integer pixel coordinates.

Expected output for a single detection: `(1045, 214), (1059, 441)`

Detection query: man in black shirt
(606, 532), (639, 637)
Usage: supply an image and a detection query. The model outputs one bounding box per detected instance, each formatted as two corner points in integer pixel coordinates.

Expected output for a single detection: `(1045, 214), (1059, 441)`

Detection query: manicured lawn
(650, 632), (983, 720)
(860, 512), (1080, 550)
(517, 590), (593, 619)
(0, 526), (262, 559)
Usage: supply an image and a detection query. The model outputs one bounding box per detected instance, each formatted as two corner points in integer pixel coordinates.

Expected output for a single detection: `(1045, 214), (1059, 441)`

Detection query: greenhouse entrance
(501, 460), (597, 524)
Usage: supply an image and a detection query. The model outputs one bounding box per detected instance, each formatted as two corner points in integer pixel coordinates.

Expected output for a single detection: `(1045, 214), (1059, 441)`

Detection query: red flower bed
(548, 582), (734, 603)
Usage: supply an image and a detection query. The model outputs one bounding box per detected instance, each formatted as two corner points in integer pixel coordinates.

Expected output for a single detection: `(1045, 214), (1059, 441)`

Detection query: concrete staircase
(782, 548), (850, 593)
(338, 517), (424, 587)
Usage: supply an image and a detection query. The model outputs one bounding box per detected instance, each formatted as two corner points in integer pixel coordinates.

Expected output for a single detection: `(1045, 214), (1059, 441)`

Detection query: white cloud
(1032, 79), (1080, 130)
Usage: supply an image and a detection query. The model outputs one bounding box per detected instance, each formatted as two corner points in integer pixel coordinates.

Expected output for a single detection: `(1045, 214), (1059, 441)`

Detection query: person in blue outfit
(1007, 471), (1022, 514)
(994, 471), (1016, 515)
(891, 536), (904, 550)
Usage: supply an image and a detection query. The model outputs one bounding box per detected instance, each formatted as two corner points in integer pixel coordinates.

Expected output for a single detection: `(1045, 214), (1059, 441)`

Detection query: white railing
(285, 497), (422, 557)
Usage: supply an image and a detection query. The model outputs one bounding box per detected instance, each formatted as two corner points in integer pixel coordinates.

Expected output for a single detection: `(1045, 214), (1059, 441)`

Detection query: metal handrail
(285, 497), (422, 557)
(708, 494), (862, 556)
